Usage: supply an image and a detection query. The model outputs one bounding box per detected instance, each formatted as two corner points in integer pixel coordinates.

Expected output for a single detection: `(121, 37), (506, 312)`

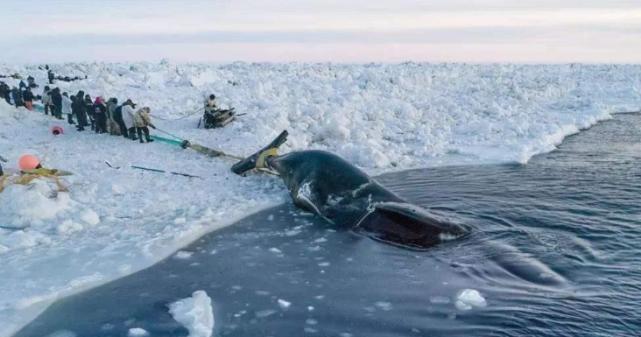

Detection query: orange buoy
(18, 154), (41, 171)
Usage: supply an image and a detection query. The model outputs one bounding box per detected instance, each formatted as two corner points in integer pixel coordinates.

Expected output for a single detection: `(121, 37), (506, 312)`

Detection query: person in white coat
(121, 99), (137, 140)
(61, 92), (74, 125)
(41, 86), (52, 115)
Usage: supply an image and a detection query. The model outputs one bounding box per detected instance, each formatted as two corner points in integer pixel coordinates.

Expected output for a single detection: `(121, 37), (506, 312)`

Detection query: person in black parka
(72, 91), (88, 131)
(0, 82), (10, 104)
(11, 87), (23, 107)
(22, 87), (34, 110)
(111, 100), (129, 138)
(50, 88), (63, 119)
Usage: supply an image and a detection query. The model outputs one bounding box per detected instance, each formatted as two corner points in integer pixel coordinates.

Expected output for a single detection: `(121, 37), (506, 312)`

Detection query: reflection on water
(14, 114), (641, 337)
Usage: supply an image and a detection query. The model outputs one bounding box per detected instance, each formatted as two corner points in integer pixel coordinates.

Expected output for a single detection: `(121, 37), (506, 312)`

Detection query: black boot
(143, 127), (153, 143)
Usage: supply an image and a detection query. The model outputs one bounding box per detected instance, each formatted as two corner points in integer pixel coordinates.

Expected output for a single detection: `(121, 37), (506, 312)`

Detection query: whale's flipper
(354, 202), (467, 250)
(290, 178), (338, 224)
(231, 130), (289, 175)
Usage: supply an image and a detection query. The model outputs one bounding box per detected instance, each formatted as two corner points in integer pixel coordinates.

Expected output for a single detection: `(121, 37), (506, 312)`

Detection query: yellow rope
(256, 148), (278, 169)
(0, 169), (71, 193)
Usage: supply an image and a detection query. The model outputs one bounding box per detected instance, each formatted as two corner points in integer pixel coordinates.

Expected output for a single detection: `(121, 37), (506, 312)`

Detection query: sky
(1, 0), (641, 63)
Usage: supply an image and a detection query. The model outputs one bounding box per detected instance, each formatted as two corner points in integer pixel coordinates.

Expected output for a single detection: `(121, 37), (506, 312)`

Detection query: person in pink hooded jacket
(92, 96), (108, 134)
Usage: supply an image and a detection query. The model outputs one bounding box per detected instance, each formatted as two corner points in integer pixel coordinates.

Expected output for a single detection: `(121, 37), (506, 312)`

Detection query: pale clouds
(1, 0), (640, 63)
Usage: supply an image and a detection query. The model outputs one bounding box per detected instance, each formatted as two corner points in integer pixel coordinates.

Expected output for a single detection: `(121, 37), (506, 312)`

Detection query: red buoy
(51, 126), (64, 135)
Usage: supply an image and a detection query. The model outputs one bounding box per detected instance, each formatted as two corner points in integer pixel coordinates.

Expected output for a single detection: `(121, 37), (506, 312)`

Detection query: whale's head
(353, 202), (467, 250)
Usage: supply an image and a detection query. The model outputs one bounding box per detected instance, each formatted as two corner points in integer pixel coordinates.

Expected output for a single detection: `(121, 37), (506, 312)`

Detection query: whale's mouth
(353, 202), (466, 250)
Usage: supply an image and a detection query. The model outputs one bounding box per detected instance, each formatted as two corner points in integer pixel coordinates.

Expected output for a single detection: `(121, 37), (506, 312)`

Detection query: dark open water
(13, 114), (641, 337)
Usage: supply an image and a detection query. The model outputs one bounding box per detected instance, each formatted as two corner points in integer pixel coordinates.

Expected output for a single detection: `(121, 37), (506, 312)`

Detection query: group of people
(41, 88), (157, 143)
(3, 67), (238, 146)
(46, 66), (86, 84)
(0, 78), (37, 111)
(2, 74), (157, 144)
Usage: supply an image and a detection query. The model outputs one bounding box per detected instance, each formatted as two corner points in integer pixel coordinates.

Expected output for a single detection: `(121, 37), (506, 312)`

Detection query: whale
(232, 131), (466, 249)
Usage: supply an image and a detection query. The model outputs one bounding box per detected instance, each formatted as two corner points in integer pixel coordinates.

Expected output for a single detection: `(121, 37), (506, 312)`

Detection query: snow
(79, 209), (100, 226)
(374, 301), (393, 311)
(0, 180), (73, 229)
(168, 290), (214, 337)
(127, 327), (149, 337)
(455, 289), (487, 311)
(269, 247), (283, 254)
(43, 330), (76, 337)
(1, 62), (641, 337)
(174, 250), (194, 259)
(278, 299), (292, 309)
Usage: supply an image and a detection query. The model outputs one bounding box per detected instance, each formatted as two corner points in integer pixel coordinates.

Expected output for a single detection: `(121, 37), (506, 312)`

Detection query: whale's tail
(231, 130), (289, 175)
(354, 202), (467, 250)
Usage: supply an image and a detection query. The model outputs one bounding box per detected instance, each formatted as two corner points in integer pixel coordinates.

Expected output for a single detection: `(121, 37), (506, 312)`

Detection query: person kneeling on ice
(203, 94), (216, 128)
(0, 155), (71, 193)
(133, 107), (156, 143)
(203, 94), (235, 128)
(230, 131), (467, 250)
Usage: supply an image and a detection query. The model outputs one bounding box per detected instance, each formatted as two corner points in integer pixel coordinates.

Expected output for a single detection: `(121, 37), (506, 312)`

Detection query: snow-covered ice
(1, 179), (73, 229)
(278, 298), (292, 309)
(374, 301), (393, 311)
(455, 289), (487, 311)
(1, 62), (641, 337)
(168, 290), (214, 337)
(127, 327), (149, 337)
(269, 247), (283, 254)
(174, 250), (194, 260)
